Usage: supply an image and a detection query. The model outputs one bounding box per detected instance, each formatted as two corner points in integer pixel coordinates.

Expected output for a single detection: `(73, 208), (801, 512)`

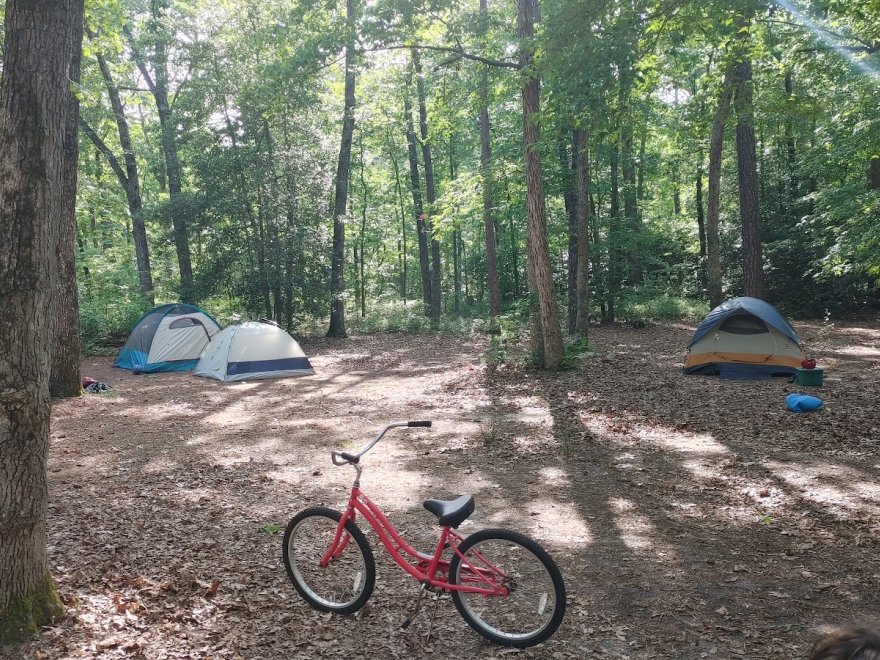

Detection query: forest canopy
(8, 0), (880, 343)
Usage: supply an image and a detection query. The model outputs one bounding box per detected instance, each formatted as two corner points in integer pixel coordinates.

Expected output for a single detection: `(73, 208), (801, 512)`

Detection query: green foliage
(258, 523), (283, 534)
(616, 287), (708, 322)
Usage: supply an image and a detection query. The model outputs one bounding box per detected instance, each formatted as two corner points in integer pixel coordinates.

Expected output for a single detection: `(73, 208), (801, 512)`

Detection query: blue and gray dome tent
(115, 304), (221, 373)
(684, 297), (804, 379)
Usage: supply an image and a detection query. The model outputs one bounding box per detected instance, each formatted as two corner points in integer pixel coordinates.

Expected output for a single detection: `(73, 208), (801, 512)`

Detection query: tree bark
(0, 0), (71, 640)
(86, 49), (154, 301)
(51, 2), (85, 399)
(707, 69), (734, 308)
(870, 157), (880, 190)
(412, 49), (442, 322)
(389, 149), (407, 303)
(404, 66), (431, 311)
(574, 128), (591, 337)
(327, 0), (357, 338)
(606, 141), (621, 322)
(733, 22), (764, 300)
(358, 133), (368, 318)
(128, 0), (192, 302)
(695, 151), (708, 292)
(517, 0), (563, 370)
(479, 0), (501, 318)
(560, 137), (577, 333)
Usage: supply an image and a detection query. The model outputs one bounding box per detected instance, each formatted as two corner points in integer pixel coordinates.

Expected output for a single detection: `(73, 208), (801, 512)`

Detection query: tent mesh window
(719, 314), (768, 335)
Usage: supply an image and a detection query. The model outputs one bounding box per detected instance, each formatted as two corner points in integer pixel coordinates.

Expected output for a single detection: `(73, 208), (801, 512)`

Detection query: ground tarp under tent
(684, 297), (804, 379)
(115, 303), (221, 373)
(193, 321), (315, 382)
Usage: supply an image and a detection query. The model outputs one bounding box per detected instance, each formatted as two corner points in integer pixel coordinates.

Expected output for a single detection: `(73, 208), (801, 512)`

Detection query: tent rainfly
(193, 321), (315, 382)
(115, 303), (221, 373)
(684, 297), (804, 379)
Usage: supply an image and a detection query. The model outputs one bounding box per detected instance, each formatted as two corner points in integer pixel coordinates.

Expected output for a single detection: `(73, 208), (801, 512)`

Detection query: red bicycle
(282, 421), (566, 648)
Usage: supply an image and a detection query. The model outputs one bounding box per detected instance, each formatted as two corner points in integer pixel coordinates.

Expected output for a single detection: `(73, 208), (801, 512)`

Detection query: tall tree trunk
(85, 49), (154, 301)
(450, 137), (461, 314)
(606, 141), (621, 322)
(733, 21), (764, 300)
(695, 151), (708, 292)
(574, 127), (591, 337)
(0, 0), (72, 640)
(327, 0), (357, 338)
(413, 49), (441, 322)
(128, 0), (192, 301)
(622, 121), (641, 285)
(784, 68), (798, 207)
(479, 0), (501, 317)
(707, 69), (734, 308)
(389, 150), (408, 303)
(517, 0), (563, 370)
(359, 133), (368, 318)
(560, 137), (577, 333)
(404, 66), (431, 311)
(51, 3), (85, 399)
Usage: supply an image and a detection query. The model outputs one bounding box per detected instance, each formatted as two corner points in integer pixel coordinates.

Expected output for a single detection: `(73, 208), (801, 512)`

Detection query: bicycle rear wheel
(283, 506), (375, 614)
(449, 528), (566, 647)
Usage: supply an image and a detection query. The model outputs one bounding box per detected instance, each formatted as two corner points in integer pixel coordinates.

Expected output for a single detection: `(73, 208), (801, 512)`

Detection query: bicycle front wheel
(283, 506), (375, 614)
(450, 528), (566, 647)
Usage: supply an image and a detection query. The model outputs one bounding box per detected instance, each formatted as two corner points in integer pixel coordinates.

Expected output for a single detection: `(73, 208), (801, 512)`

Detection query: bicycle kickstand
(401, 584), (429, 630)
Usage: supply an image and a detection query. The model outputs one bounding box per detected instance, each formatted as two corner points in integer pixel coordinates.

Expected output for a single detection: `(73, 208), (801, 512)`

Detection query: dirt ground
(8, 320), (880, 659)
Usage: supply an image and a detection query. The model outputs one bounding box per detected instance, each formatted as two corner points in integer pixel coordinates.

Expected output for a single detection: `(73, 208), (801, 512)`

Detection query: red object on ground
(802, 358), (817, 369)
(81, 376), (97, 387)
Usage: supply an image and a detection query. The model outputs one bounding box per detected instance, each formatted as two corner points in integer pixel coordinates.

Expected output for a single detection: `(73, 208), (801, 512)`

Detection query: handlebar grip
(407, 420), (432, 428)
(340, 452), (360, 463)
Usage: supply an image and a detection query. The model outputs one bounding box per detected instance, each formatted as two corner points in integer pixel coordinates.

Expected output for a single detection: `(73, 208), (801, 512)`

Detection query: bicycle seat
(423, 495), (475, 528)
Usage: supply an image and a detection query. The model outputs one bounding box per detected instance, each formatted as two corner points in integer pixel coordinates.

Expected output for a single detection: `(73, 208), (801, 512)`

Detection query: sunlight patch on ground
(766, 460), (880, 520)
(141, 455), (178, 474)
(200, 398), (260, 428)
(831, 345), (880, 361)
(631, 424), (729, 456)
(521, 497), (592, 546)
(609, 497), (677, 561)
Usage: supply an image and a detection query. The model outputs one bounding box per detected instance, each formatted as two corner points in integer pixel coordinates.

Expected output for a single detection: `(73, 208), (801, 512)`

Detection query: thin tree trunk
(606, 141), (621, 322)
(413, 49), (441, 322)
(733, 21), (764, 300)
(51, 3), (85, 399)
(359, 133), (368, 318)
(707, 69), (734, 308)
(518, 0), (563, 370)
(128, 1), (192, 301)
(86, 49), (154, 301)
(404, 66), (431, 311)
(784, 68), (798, 206)
(0, 0), (72, 639)
(389, 150), (408, 303)
(560, 137), (577, 333)
(327, 0), (357, 338)
(695, 151), (708, 292)
(479, 0), (501, 317)
(622, 121), (641, 285)
(574, 127), (591, 337)
(871, 157), (880, 190)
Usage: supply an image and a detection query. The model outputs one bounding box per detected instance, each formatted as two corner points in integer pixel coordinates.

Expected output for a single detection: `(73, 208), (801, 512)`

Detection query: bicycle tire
(282, 506), (375, 614)
(449, 528), (566, 647)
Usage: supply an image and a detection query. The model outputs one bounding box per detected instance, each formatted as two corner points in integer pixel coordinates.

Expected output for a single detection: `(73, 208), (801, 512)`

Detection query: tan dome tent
(684, 297), (804, 379)
(193, 321), (315, 382)
(115, 303), (221, 373)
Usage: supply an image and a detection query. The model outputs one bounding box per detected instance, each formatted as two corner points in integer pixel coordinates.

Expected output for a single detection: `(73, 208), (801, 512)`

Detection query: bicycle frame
(320, 485), (509, 597)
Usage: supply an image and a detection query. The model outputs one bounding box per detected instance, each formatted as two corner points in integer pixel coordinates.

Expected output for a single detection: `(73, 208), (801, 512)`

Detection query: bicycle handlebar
(331, 421), (432, 465)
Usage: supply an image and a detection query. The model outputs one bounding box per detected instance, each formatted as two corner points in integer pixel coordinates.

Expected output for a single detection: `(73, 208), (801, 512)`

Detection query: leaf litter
(7, 323), (880, 658)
